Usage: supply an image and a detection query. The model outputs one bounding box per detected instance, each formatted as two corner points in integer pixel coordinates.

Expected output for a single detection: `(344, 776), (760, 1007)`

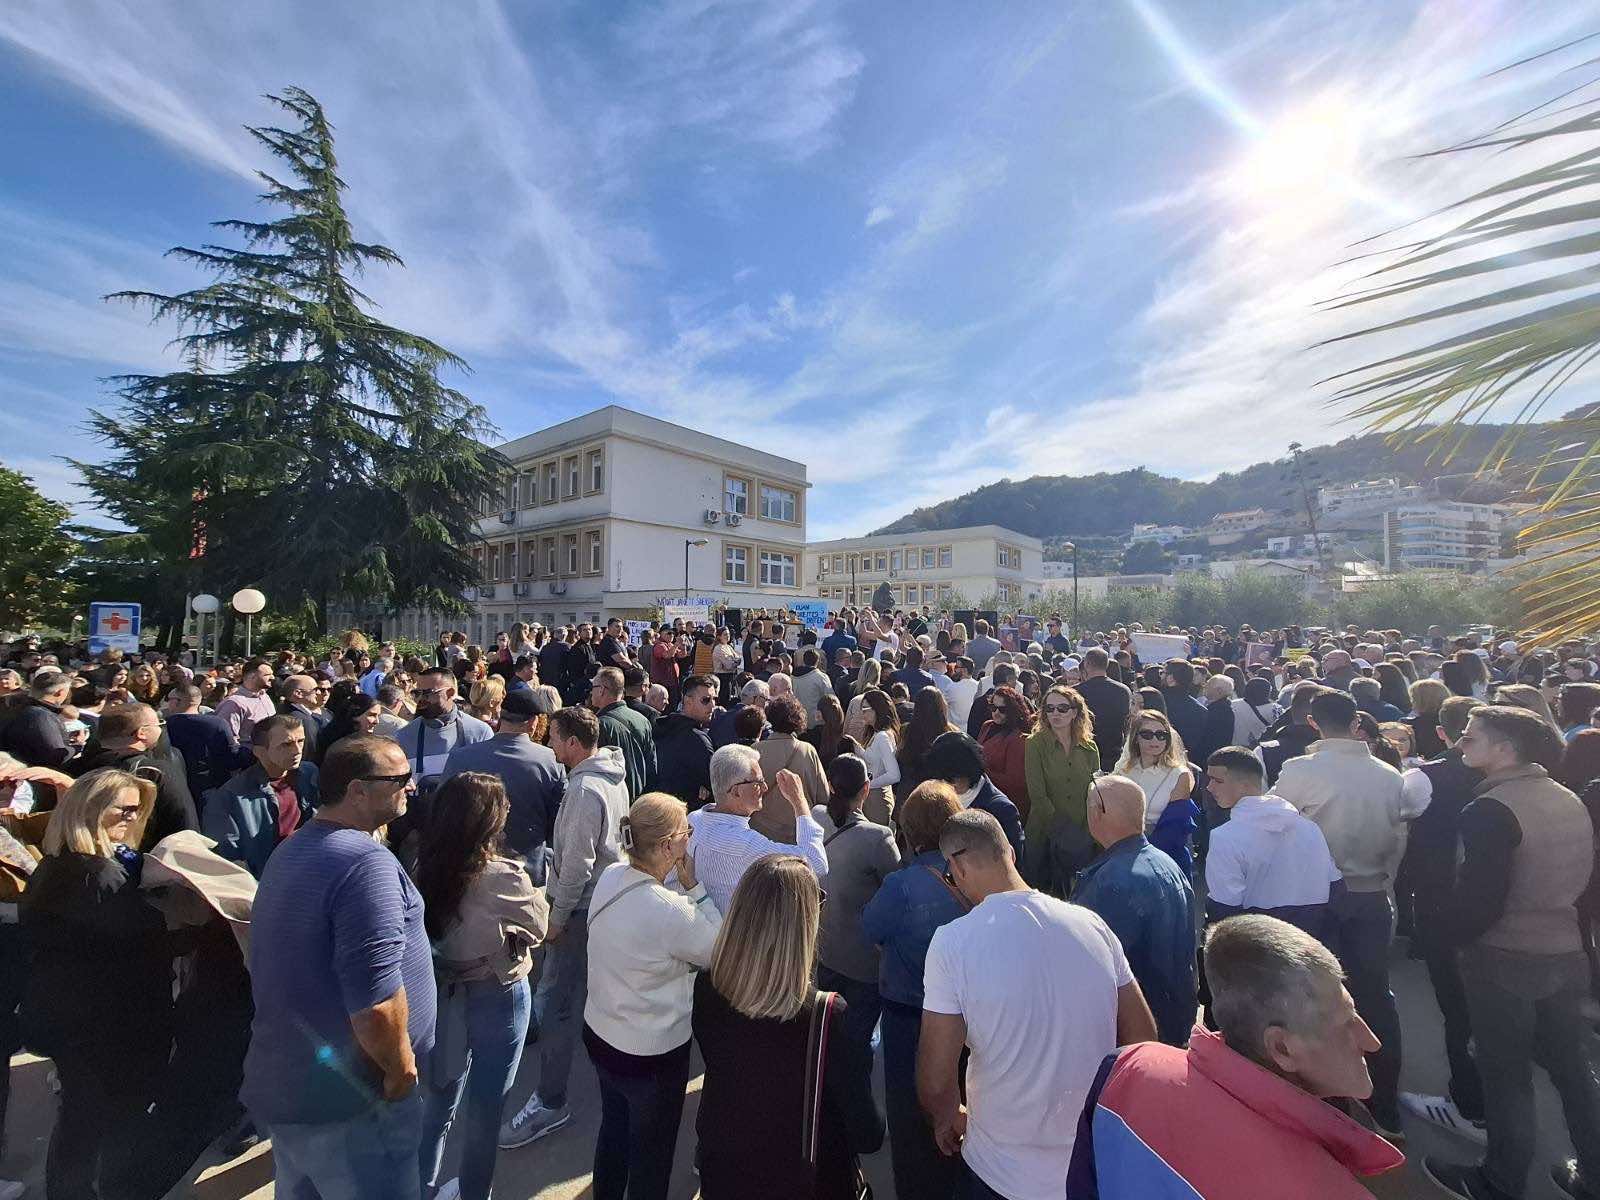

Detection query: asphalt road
(0, 948), (1584, 1199)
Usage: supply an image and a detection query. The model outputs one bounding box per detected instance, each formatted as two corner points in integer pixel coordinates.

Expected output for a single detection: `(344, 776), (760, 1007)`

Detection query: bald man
(1073, 775), (1198, 1046)
(279, 673), (329, 751)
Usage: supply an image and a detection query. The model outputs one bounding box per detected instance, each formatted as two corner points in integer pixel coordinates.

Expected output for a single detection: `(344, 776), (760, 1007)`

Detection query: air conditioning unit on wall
(726, 513), (743, 527)
(548, 581), (567, 596)
(703, 509), (722, 524)
(513, 582), (531, 597)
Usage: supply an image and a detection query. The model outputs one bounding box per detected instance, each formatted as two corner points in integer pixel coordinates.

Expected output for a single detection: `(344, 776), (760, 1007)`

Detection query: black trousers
(587, 1036), (691, 1200)
(961, 1161), (1009, 1199)
(1421, 940), (1485, 1120)
(47, 1050), (157, 1200)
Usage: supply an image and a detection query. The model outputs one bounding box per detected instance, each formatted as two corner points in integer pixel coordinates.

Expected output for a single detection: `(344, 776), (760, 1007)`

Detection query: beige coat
(750, 733), (829, 845)
(432, 856), (549, 984)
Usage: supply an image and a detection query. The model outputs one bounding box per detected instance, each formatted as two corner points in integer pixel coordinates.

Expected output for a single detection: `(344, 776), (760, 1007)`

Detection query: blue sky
(0, 0), (1592, 539)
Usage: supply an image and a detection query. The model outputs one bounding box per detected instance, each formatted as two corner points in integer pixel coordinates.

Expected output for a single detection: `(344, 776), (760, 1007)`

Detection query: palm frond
(1330, 35), (1600, 643)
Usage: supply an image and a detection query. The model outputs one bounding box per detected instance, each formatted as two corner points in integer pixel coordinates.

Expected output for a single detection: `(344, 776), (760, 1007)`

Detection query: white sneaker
(1400, 1092), (1488, 1145)
(433, 1179), (461, 1200)
(498, 1096), (570, 1149)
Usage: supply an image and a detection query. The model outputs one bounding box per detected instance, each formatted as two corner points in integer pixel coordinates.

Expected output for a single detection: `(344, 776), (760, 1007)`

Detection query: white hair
(646, 683), (670, 710)
(740, 679), (771, 703)
(710, 743), (761, 803)
(767, 673), (792, 697)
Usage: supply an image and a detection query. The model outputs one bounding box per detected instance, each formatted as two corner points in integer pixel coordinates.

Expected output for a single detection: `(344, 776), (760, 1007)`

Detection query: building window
(564, 456), (580, 499)
(504, 543), (518, 579)
(563, 533), (579, 575)
(487, 544), (501, 580)
(921, 548), (935, 569)
(520, 472), (536, 508)
(759, 550), (796, 587)
(472, 548), (485, 581)
(544, 462), (559, 504)
(890, 549), (902, 571)
(938, 545), (952, 568)
(875, 552), (887, 571)
(586, 530), (602, 574)
(725, 545), (748, 585)
(543, 538), (557, 577)
(587, 449), (604, 494)
(760, 484), (797, 523)
(938, 584), (952, 603)
(503, 475), (517, 511)
(724, 475), (749, 515)
(832, 554), (844, 573)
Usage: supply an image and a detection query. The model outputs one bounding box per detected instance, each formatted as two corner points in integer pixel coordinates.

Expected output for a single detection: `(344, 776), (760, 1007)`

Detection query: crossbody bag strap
(802, 989), (838, 1170)
(823, 819), (864, 847)
(922, 864), (973, 911)
(586, 876), (654, 926)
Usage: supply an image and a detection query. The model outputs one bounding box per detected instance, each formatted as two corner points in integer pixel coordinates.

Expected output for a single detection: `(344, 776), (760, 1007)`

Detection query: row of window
(818, 545), (954, 576)
(477, 445), (607, 515)
(723, 474), (800, 525)
(818, 583), (952, 605)
(724, 545), (797, 588)
(472, 528), (605, 581)
(997, 544), (1023, 569)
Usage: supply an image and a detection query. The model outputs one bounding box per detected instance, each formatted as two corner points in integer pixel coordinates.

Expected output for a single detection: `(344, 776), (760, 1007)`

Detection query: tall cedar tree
(83, 88), (503, 631)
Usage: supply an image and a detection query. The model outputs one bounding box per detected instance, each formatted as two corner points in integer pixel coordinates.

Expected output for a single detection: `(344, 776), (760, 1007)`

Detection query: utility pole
(1286, 443), (1329, 574)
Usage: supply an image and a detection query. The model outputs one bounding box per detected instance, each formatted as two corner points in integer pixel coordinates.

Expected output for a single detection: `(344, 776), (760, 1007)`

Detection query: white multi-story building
(381, 406), (812, 642)
(1318, 478), (1423, 524)
(1383, 500), (1517, 573)
(806, 525), (1044, 611)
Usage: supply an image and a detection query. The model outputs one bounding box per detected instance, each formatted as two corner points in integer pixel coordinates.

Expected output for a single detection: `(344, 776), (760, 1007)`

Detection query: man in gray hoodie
(500, 706), (629, 1150)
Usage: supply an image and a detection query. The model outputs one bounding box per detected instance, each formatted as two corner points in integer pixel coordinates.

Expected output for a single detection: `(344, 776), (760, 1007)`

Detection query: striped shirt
(686, 807), (828, 914)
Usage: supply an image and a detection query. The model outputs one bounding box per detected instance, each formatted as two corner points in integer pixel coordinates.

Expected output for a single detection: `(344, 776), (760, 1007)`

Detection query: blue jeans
(420, 976), (531, 1200)
(268, 1092), (424, 1200)
(531, 908), (588, 1108)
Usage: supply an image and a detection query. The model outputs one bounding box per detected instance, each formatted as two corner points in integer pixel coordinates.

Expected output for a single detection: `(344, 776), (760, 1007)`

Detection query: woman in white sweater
(582, 791), (722, 1200)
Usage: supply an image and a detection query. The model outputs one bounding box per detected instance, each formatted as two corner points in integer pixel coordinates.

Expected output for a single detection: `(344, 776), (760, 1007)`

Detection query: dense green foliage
(1067, 570), (1516, 637)
(874, 424), (1556, 540)
(0, 466), (79, 631)
(80, 88), (504, 635)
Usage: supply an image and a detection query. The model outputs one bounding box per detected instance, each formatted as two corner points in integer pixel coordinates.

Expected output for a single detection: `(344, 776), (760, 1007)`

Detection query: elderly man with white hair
(684, 744), (828, 914)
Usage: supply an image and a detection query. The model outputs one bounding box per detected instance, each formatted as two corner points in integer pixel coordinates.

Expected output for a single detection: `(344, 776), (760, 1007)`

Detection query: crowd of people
(1, 607), (1599, 1199)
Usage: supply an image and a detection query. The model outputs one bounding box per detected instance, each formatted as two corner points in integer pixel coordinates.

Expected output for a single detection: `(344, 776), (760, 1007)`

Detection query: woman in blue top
(860, 780), (968, 1200)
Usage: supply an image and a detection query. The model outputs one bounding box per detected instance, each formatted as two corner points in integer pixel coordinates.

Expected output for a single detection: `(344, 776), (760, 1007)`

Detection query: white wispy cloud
(865, 204), (894, 227)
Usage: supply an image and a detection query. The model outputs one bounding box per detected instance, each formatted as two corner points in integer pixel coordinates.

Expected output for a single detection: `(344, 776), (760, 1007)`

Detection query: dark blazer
(165, 711), (244, 798)
(971, 776), (1025, 859)
(67, 743), (198, 851)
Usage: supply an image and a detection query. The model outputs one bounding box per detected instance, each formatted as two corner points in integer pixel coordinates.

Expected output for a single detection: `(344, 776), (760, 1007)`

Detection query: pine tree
(0, 465), (78, 630)
(84, 87), (503, 631)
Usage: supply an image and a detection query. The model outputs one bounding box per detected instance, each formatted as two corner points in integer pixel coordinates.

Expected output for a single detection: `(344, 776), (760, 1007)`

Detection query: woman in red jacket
(978, 684), (1034, 821)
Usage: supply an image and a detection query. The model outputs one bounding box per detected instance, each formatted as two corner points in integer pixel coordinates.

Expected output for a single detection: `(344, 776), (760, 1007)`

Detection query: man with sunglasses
(653, 674), (719, 809)
(244, 734), (431, 1200)
(397, 668), (491, 791)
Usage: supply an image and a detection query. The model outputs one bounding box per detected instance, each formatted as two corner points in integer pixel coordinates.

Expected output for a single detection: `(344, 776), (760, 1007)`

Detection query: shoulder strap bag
(801, 990), (873, 1199)
(586, 876), (654, 926)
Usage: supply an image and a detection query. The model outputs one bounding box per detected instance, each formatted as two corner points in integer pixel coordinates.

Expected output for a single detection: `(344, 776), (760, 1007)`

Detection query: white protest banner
(625, 620), (653, 647)
(664, 603), (710, 626)
(1130, 632), (1191, 664)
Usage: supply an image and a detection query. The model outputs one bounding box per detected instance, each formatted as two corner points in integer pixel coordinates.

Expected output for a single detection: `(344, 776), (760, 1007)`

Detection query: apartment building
(1127, 523), (1190, 547)
(805, 525), (1044, 611)
(381, 406), (811, 642)
(1318, 478), (1424, 526)
(1383, 500), (1518, 573)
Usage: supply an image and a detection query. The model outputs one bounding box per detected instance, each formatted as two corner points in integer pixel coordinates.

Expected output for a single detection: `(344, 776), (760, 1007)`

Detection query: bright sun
(1224, 96), (1369, 223)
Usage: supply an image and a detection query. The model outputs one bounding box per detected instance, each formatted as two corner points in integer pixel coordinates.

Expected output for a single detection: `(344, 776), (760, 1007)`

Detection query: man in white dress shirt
(686, 743), (828, 913)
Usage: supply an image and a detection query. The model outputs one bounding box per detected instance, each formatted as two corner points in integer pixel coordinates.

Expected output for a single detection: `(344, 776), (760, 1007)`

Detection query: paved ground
(0, 947), (1584, 1198)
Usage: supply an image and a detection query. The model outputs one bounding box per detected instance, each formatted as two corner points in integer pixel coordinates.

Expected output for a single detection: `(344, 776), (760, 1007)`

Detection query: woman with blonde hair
(843, 657), (882, 741)
(127, 662), (160, 705)
(23, 769), (173, 1197)
(468, 675), (506, 727)
(693, 855), (884, 1198)
(1023, 683), (1099, 895)
(1115, 707), (1199, 874)
(582, 792), (721, 1200)
(1407, 677), (1450, 758)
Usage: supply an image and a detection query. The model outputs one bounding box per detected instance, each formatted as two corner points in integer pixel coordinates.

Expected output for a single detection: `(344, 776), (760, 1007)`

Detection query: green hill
(871, 425), (1556, 541)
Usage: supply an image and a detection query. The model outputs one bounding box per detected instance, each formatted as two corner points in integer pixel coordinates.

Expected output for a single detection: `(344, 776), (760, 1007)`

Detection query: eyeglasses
(417, 687), (451, 697)
(1137, 729), (1170, 741)
(731, 778), (767, 794)
(109, 803), (143, 820)
(1043, 703), (1079, 716)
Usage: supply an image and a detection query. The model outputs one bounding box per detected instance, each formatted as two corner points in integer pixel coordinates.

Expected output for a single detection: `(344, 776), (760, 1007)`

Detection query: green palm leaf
(1327, 39), (1600, 643)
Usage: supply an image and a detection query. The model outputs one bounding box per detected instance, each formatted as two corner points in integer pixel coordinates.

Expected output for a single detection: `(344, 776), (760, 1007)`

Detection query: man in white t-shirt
(918, 809), (1157, 1199)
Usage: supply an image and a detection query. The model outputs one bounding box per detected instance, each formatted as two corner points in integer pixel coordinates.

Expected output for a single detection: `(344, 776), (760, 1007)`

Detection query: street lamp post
(1062, 542), (1079, 640)
(192, 594), (220, 667)
(231, 588), (266, 657)
(684, 538), (708, 599)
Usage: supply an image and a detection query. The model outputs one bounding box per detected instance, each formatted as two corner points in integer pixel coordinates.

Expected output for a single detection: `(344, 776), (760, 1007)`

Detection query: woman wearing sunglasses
(21, 769), (170, 1198)
(1022, 685), (1099, 896)
(1115, 709), (1200, 876)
